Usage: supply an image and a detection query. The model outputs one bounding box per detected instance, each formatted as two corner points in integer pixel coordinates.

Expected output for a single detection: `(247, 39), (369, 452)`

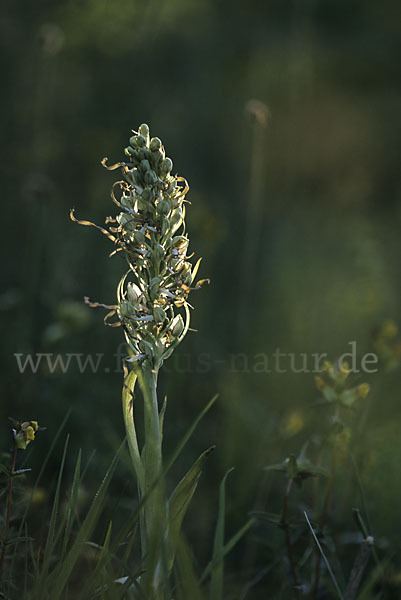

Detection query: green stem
(138, 365), (167, 598)
(0, 445), (17, 584)
(312, 450), (335, 599)
(281, 478), (300, 600)
(122, 369), (146, 555)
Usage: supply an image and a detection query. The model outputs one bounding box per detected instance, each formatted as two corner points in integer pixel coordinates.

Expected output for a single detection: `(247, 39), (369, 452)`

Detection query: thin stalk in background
(0, 446), (17, 582)
(237, 99), (269, 343)
(281, 477), (300, 600)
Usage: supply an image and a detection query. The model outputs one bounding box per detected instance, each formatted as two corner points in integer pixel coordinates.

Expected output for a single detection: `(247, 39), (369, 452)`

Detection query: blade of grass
(210, 468), (234, 600)
(34, 434), (70, 596)
(60, 449), (82, 560)
(165, 395), (218, 475)
(174, 535), (205, 600)
(48, 441), (125, 600)
(168, 446), (215, 571)
(304, 511), (344, 600)
(201, 518), (255, 583)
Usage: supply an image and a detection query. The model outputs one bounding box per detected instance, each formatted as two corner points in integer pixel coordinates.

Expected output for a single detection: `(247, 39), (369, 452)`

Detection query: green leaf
(168, 446), (215, 570)
(47, 442), (124, 600)
(0, 464), (10, 476)
(201, 519), (255, 583)
(60, 449), (82, 560)
(34, 434), (70, 596)
(250, 511), (316, 529)
(296, 460), (329, 479)
(174, 535), (205, 600)
(12, 468), (32, 476)
(122, 369), (144, 495)
(100, 394), (218, 572)
(5, 536), (34, 545)
(210, 468), (234, 600)
(263, 459), (289, 474)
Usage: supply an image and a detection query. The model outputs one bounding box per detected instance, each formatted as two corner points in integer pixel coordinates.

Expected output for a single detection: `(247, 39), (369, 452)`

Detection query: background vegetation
(1, 0), (401, 597)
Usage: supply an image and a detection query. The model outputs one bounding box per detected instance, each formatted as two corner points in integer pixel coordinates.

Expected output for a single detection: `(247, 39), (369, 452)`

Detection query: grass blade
(61, 449), (82, 560)
(168, 446), (215, 570)
(48, 441), (125, 600)
(210, 468), (234, 600)
(201, 518), (255, 583)
(174, 535), (205, 600)
(35, 434), (70, 595)
(304, 511), (344, 600)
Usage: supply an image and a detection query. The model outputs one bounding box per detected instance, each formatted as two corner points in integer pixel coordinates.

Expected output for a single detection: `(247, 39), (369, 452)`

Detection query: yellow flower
(314, 375), (325, 391)
(339, 361), (351, 380)
(282, 410), (305, 438)
(356, 383), (370, 399)
(13, 420), (40, 450)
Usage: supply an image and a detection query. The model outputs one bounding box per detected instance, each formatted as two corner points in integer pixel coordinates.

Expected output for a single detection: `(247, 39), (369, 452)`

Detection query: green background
(1, 0), (401, 594)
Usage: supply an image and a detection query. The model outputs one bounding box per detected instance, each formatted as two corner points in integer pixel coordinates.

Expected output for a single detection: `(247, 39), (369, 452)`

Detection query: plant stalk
(138, 365), (167, 598)
(281, 478), (300, 600)
(0, 445), (17, 583)
(312, 450), (335, 599)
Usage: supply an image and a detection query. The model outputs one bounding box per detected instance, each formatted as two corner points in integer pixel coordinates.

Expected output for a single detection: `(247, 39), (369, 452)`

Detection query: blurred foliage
(1, 0), (401, 596)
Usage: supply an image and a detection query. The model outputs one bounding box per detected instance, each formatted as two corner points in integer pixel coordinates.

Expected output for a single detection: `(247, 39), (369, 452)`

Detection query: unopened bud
(141, 188), (152, 202)
(120, 195), (132, 209)
(117, 212), (130, 226)
(170, 207), (184, 230)
(167, 179), (177, 193)
(119, 300), (131, 319)
(170, 315), (184, 337)
(144, 170), (158, 185)
(152, 243), (165, 262)
(150, 137), (162, 151)
(153, 307), (166, 323)
(150, 148), (164, 170)
(127, 282), (141, 307)
(138, 148), (151, 162)
(140, 159), (151, 172)
(150, 276), (162, 299)
(157, 199), (170, 216)
(160, 157), (173, 176)
(136, 135), (147, 149)
(134, 230), (147, 246)
(160, 216), (169, 237)
(138, 123), (150, 143)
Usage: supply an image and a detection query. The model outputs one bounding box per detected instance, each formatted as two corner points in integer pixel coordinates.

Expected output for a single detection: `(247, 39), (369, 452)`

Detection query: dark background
(1, 0), (401, 591)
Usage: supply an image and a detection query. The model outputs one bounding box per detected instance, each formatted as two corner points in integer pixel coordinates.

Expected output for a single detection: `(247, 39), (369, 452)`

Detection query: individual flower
(9, 419), (40, 450)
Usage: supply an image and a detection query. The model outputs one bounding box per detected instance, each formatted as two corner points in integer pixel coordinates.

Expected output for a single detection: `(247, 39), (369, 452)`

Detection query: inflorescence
(71, 124), (208, 370)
